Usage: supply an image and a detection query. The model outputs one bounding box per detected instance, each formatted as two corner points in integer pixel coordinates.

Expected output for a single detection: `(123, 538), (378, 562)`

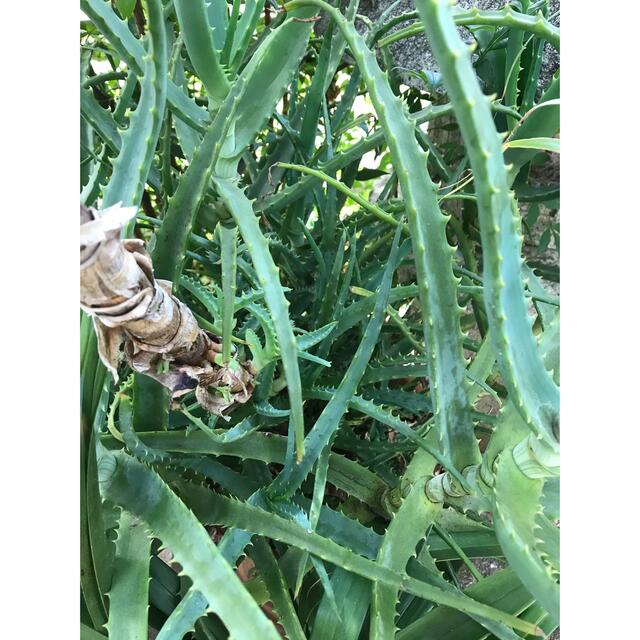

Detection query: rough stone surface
(354, 0), (559, 92)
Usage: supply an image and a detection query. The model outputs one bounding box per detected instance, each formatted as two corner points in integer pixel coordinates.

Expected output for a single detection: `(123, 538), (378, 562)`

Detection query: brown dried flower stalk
(80, 203), (254, 416)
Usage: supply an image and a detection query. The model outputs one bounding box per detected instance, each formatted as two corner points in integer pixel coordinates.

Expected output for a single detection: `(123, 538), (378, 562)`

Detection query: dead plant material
(80, 202), (254, 416)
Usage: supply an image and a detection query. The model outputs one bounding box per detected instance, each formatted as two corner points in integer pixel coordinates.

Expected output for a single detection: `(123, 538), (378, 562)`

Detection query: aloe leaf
(305, 387), (468, 490)
(81, 0), (209, 131)
(99, 450), (282, 639)
(503, 20), (525, 127)
(520, 22), (546, 113)
(397, 568), (533, 640)
(414, 0), (559, 449)
(86, 394), (116, 612)
(269, 225), (402, 498)
(255, 400), (291, 418)
(152, 75), (246, 283)
(290, 0), (482, 472)
(221, 8), (317, 162)
(521, 601), (559, 639)
(228, 0), (265, 73)
(99, 2), (164, 206)
(81, 72), (136, 204)
(105, 511), (151, 640)
(149, 554), (181, 615)
(222, 0), (242, 65)
(521, 263), (557, 330)
(206, 0), (228, 50)
(80, 88), (120, 156)
(504, 137), (560, 153)
(212, 177), (306, 461)
(80, 318), (109, 629)
(315, 231), (346, 329)
(370, 444), (441, 639)
(219, 223), (238, 362)
(156, 588), (209, 640)
(493, 451), (559, 622)
(81, 428), (108, 629)
(299, 21), (336, 158)
(93, 0), (167, 208)
(81, 623), (108, 640)
(426, 529), (502, 562)
(250, 538), (308, 640)
(310, 570), (370, 640)
(278, 162), (408, 232)
(534, 511), (560, 574)
(378, 7), (559, 51)
(541, 477), (560, 521)
(480, 311), (559, 485)
(179, 275), (221, 323)
(296, 322), (338, 351)
(505, 76), (559, 182)
(116, 0), (136, 19)
(173, 0), (231, 106)
(258, 102), (454, 215)
(175, 481), (542, 636)
(101, 428), (389, 511)
(294, 437), (334, 600)
(120, 394), (170, 462)
(414, 548), (524, 640)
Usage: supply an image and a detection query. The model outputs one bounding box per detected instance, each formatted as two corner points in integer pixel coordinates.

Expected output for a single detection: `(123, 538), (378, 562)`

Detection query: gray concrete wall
(354, 0), (559, 93)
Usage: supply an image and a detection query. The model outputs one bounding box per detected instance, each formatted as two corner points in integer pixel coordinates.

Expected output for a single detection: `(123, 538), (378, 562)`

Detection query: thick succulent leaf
(156, 588), (209, 640)
(81, 624), (108, 640)
(493, 450), (559, 623)
(173, 0), (230, 105)
(268, 226), (402, 497)
(105, 511), (151, 640)
(221, 9), (318, 161)
(101, 0), (166, 211)
(310, 569), (370, 640)
(176, 480), (541, 635)
(297, 0), (480, 471)
(101, 429), (390, 512)
(99, 450), (282, 639)
(81, 1), (561, 634)
(370, 446), (440, 639)
(397, 568), (533, 640)
(541, 477), (560, 520)
(212, 177), (306, 461)
(504, 137), (560, 154)
(505, 80), (559, 181)
(152, 75), (246, 282)
(378, 8), (560, 51)
(250, 538), (308, 640)
(534, 512), (560, 574)
(410, 550), (525, 640)
(80, 0), (209, 131)
(414, 0), (559, 449)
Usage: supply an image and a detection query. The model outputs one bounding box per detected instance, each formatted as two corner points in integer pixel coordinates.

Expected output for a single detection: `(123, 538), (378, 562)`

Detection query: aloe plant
(80, 0), (560, 637)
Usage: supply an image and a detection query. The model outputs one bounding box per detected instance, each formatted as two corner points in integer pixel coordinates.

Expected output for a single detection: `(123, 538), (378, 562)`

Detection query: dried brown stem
(80, 203), (254, 415)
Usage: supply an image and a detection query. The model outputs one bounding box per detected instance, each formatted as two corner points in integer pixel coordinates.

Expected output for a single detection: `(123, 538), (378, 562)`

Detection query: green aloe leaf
(414, 0), (559, 449)
(99, 450), (282, 639)
(504, 137), (560, 153)
(175, 480), (542, 636)
(397, 568), (533, 640)
(493, 451), (559, 623)
(105, 511), (151, 640)
(116, 0), (136, 19)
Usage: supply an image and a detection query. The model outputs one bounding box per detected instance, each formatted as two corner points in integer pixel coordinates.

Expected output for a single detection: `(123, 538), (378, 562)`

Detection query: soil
(459, 559), (560, 639)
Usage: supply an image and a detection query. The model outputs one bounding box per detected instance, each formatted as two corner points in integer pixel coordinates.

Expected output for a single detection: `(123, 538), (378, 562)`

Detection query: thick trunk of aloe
(79, 203), (254, 416)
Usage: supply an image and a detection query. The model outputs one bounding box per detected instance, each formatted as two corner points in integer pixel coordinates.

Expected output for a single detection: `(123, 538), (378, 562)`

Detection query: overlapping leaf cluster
(80, 1), (560, 638)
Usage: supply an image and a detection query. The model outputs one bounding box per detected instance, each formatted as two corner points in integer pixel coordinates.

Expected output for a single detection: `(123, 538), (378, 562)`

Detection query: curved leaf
(99, 450), (282, 640)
